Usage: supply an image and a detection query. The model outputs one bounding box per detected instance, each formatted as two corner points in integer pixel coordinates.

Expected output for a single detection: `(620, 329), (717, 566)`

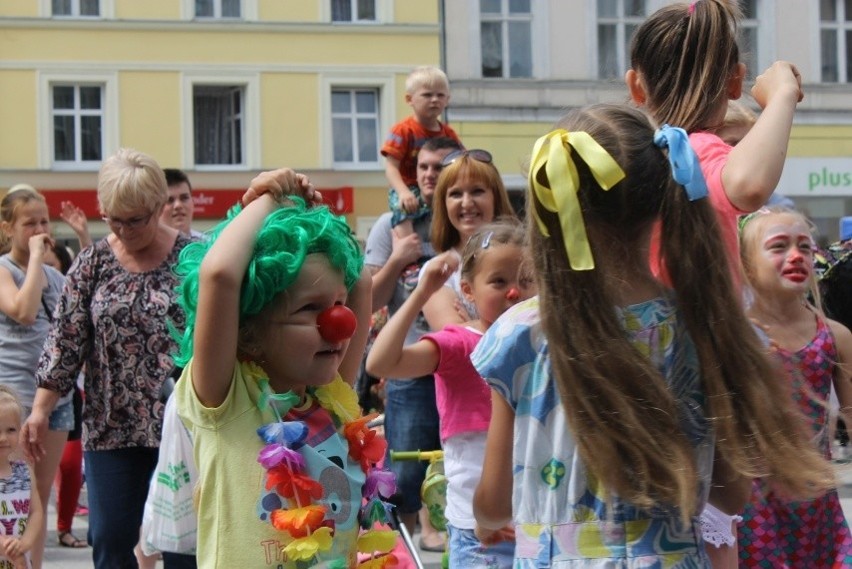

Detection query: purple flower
(363, 469), (396, 500)
(257, 443), (305, 470)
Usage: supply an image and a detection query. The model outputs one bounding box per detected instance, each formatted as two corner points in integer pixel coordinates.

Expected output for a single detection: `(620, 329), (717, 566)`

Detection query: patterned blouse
(36, 234), (190, 451)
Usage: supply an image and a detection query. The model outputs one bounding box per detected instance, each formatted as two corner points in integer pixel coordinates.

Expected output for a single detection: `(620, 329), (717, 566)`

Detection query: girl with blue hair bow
(471, 104), (834, 568)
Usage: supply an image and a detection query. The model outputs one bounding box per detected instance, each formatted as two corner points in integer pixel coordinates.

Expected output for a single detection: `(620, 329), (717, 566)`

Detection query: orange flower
(344, 415), (387, 471)
(266, 465), (324, 505)
(270, 505), (327, 538)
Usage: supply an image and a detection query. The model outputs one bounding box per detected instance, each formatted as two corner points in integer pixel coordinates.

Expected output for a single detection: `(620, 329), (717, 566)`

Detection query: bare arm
(17, 465), (44, 554)
(59, 201), (93, 249)
(368, 232), (422, 313)
(366, 251), (457, 379)
(338, 268), (372, 386)
(193, 169), (314, 407)
(422, 284), (466, 331)
(722, 62), (802, 211)
(708, 449), (751, 515)
(0, 234), (52, 325)
(474, 390), (515, 530)
(384, 157), (418, 213)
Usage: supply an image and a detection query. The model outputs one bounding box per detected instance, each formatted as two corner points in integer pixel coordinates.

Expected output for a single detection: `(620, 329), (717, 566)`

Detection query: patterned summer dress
(472, 296), (714, 568)
(737, 315), (852, 568)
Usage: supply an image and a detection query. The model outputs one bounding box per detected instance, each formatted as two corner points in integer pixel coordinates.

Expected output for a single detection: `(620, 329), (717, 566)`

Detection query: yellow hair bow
(529, 129), (626, 270)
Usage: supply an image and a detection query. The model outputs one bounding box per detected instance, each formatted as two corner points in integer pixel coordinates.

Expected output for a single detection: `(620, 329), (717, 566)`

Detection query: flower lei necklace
(246, 361), (399, 568)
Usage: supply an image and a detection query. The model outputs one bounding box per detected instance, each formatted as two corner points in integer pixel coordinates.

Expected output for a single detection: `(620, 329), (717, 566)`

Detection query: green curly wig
(173, 197), (364, 366)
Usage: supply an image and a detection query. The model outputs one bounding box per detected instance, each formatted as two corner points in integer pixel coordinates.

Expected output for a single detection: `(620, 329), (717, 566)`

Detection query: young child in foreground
(174, 170), (397, 568)
(367, 219), (534, 567)
(471, 103), (836, 567)
(736, 207), (852, 567)
(0, 386), (43, 569)
(381, 65), (462, 241)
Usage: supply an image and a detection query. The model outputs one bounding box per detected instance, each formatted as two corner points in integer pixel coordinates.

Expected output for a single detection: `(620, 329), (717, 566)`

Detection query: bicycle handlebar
(389, 450), (444, 462)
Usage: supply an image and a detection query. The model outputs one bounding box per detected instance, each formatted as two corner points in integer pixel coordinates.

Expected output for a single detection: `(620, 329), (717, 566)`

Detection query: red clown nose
(506, 288), (520, 301)
(316, 305), (357, 343)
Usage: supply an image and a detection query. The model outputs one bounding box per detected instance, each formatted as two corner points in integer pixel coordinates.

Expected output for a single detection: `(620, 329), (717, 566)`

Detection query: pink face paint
(506, 288), (520, 301)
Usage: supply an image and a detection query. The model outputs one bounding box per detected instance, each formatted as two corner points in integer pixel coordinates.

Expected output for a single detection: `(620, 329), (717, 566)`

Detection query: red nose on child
(316, 305), (358, 343)
(506, 288), (520, 301)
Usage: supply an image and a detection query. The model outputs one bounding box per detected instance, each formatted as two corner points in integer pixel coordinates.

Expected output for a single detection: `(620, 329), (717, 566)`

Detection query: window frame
(330, 0), (378, 24)
(592, 0), (656, 80)
(38, 72), (118, 171)
(467, 0), (548, 80)
(42, 0), (113, 18)
(320, 75), (393, 170)
(479, 0), (535, 79)
(181, 0), (257, 20)
(183, 74), (260, 171)
(818, 0), (852, 83)
(322, 0), (391, 24)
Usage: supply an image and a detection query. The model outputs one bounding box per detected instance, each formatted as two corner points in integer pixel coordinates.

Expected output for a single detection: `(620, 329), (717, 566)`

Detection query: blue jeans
(384, 377), (441, 514)
(447, 524), (514, 569)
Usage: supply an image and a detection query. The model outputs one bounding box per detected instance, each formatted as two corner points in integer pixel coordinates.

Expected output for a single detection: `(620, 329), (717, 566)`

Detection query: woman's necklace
(244, 361), (398, 567)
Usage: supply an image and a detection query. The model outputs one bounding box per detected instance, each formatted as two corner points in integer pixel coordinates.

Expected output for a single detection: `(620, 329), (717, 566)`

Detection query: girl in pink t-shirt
(367, 219), (534, 568)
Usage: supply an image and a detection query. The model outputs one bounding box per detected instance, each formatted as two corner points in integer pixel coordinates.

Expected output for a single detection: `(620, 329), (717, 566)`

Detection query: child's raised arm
(366, 251), (457, 380)
(723, 61), (803, 211)
(0, 234), (53, 326)
(191, 169), (309, 407)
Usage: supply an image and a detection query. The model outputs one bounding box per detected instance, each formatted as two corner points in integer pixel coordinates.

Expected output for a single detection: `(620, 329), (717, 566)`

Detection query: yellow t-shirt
(176, 360), (365, 568)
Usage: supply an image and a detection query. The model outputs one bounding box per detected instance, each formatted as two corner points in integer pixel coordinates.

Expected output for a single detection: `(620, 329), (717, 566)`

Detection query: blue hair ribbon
(653, 124), (708, 201)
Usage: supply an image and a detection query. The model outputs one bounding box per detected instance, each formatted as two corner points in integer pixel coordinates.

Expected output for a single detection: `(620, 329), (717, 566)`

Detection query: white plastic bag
(141, 395), (197, 555)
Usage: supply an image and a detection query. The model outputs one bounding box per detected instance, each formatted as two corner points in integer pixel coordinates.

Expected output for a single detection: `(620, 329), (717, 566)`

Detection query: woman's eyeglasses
(102, 212), (154, 231)
(440, 149), (493, 167)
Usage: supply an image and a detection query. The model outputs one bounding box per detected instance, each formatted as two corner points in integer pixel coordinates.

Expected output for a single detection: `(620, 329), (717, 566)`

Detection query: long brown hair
(530, 104), (833, 521)
(431, 155), (515, 253)
(629, 0), (741, 132)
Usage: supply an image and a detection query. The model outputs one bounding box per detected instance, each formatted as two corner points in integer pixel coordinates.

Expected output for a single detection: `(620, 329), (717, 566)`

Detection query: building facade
(445, 0), (852, 241)
(2, 1), (852, 242)
(0, 0), (441, 241)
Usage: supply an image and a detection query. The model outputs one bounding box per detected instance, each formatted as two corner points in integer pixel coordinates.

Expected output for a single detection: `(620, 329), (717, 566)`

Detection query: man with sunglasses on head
(364, 136), (462, 553)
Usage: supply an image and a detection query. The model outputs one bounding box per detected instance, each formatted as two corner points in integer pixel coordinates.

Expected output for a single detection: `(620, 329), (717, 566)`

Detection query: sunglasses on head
(441, 148), (493, 167)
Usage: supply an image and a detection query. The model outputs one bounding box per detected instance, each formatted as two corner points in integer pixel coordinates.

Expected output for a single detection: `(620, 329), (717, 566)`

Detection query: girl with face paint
(368, 219), (534, 568)
(172, 170), (398, 568)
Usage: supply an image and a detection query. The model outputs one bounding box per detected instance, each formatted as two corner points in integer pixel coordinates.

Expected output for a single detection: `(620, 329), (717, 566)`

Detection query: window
(51, 84), (103, 165)
(597, 0), (646, 80)
(331, 89), (380, 165)
(193, 85), (244, 166)
(195, 0), (240, 18)
(480, 0), (533, 78)
(738, 0), (759, 80)
(52, 0), (99, 17)
(331, 0), (376, 22)
(820, 0), (852, 82)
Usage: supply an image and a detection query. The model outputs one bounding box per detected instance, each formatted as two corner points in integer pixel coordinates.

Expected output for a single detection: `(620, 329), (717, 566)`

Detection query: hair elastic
(653, 125), (708, 201)
(528, 129), (626, 271)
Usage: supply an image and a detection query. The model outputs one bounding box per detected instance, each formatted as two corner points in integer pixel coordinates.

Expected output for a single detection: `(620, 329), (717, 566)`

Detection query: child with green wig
(173, 169), (399, 568)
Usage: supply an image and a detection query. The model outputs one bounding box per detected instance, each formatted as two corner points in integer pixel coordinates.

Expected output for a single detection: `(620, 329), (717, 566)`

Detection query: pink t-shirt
(650, 131), (747, 290)
(421, 325), (490, 442)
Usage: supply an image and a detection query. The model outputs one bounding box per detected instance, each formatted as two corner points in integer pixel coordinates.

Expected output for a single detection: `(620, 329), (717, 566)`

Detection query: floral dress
(472, 296), (714, 568)
(737, 315), (852, 568)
